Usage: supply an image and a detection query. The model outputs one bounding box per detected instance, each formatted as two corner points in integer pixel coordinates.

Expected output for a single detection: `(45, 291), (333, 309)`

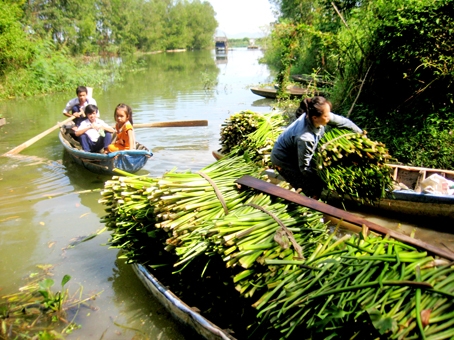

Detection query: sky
(205, 0), (278, 39)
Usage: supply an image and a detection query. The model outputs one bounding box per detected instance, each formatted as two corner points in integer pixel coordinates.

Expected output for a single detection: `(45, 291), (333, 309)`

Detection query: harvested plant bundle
(100, 156), (263, 264)
(253, 228), (454, 339)
(99, 158), (454, 339)
(314, 128), (394, 203)
(219, 110), (263, 154)
(219, 110), (286, 168)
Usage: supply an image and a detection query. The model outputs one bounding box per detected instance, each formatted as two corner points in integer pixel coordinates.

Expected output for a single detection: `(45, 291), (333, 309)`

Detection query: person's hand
(362, 130), (367, 135)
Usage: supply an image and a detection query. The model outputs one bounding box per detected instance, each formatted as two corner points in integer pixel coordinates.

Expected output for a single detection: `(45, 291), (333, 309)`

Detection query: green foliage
(0, 267), (95, 339)
(0, 1), (34, 75)
(0, 40), (112, 99)
(0, 0), (217, 99)
(358, 105), (454, 169)
(228, 37), (267, 48)
(266, 0), (454, 169)
(22, 0), (217, 56)
(228, 38), (251, 47)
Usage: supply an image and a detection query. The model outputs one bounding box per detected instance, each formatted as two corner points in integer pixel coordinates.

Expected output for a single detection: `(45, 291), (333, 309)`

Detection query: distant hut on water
(247, 39), (259, 49)
(215, 36), (228, 52)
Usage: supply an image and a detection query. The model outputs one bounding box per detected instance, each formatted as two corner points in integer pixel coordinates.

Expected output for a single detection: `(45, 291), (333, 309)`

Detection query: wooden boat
(59, 127), (152, 175)
(132, 263), (235, 340)
(213, 150), (454, 220)
(250, 85), (326, 99)
(339, 164), (454, 220)
(130, 168), (454, 339)
(250, 86), (308, 99)
(318, 164), (454, 221)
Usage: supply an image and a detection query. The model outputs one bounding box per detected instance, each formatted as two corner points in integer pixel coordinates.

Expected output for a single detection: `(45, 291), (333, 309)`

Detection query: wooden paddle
(2, 116), (76, 157)
(133, 120), (208, 128)
(2, 87), (94, 157)
(235, 175), (454, 261)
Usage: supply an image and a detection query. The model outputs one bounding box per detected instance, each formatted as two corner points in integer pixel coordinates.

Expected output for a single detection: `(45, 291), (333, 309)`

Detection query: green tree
(0, 0), (34, 75)
(186, 0), (217, 49)
(164, 0), (190, 50)
(266, 0), (454, 167)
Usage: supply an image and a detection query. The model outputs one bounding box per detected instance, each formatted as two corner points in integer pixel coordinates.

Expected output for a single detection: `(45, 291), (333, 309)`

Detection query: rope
(245, 203), (304, 260)
(197, 171), (229, 215)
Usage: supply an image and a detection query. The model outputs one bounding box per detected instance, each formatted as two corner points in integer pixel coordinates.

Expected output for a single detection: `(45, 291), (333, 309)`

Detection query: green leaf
(367, 308), (396, 335)
(61, 275), (71, 287)
(39, 278), (54, 291)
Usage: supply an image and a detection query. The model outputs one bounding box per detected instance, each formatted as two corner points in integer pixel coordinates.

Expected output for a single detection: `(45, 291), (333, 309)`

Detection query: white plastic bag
(420, 174), (454, 195)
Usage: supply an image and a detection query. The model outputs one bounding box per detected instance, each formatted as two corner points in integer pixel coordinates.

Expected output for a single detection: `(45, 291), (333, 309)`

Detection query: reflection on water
(62, 150), (110, 189)
(215, 51), (228, 65)
(252, 98), (274, 107)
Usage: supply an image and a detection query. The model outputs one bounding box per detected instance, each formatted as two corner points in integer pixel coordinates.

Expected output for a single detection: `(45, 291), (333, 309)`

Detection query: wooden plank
(133, 120), (208, 128)
(387, 164), (454, 176)
(392, 167), (398, 181)
(414, 170), (426, 193)
(235, 175), (454, 261)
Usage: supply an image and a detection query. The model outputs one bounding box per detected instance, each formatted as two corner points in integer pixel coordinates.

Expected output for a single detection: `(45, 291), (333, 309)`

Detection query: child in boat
(107, 103), (136, 153)
(63, 86), (99, 129)
(75, 105), (114, 153)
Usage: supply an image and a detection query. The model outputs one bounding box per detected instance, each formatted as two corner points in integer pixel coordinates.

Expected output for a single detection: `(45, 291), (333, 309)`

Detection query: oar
(2, 87), (94, 157)
(235, 175), (454, 261)
(2, 116), (76, 157)
(133, 120), (208, 128)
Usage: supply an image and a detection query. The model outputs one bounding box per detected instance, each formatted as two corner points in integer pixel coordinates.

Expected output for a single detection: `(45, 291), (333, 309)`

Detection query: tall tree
(186, 0), (217, 49)
(0, 0), (34, 75)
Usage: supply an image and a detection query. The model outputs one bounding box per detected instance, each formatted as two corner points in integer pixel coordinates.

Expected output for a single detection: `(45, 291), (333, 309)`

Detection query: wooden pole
(2, 86), (93, 157)
(2, 116), (75, 157)
(133, 120), (208, 128)
(235, 175), (454, 261)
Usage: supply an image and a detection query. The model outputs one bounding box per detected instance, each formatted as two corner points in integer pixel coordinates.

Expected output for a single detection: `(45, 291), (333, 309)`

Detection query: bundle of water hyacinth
(219, 111), (394, 203)
(99, 156), (454, 339)
(218, 110), (286, 168)
(314, 128), (395, 204)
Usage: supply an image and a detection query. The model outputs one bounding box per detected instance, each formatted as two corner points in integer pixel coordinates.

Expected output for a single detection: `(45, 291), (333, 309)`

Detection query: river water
(0, 49), (453, 339)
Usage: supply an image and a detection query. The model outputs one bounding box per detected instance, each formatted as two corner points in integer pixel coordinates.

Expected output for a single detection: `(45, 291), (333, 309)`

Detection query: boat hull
(132, 263), (234, 340)
(212, 150), (454, 220)
(59, 129), (152, 175)
(250, 86), (325, 99)
(250, 87), (307, 99)
(324, 191), (454, 221)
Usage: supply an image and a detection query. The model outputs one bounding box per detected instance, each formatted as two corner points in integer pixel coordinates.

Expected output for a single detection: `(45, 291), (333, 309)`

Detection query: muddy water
(0, 48), (453, 339)
(0, 49), (274, 339)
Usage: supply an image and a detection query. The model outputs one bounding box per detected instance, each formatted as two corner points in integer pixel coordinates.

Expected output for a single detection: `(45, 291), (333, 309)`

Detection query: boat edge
(131, 263), (236, 340)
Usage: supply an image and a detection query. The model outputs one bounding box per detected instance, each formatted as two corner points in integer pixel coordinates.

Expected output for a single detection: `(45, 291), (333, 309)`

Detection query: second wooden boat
(59, 127), (152, 175)
(213, 150), (454, 220)
(325, 164), (454, 220)
(250, 86), (308, 99)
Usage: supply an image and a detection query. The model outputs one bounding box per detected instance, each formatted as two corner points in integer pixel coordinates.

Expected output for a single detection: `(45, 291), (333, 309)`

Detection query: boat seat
(135, 142), (149, 151)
